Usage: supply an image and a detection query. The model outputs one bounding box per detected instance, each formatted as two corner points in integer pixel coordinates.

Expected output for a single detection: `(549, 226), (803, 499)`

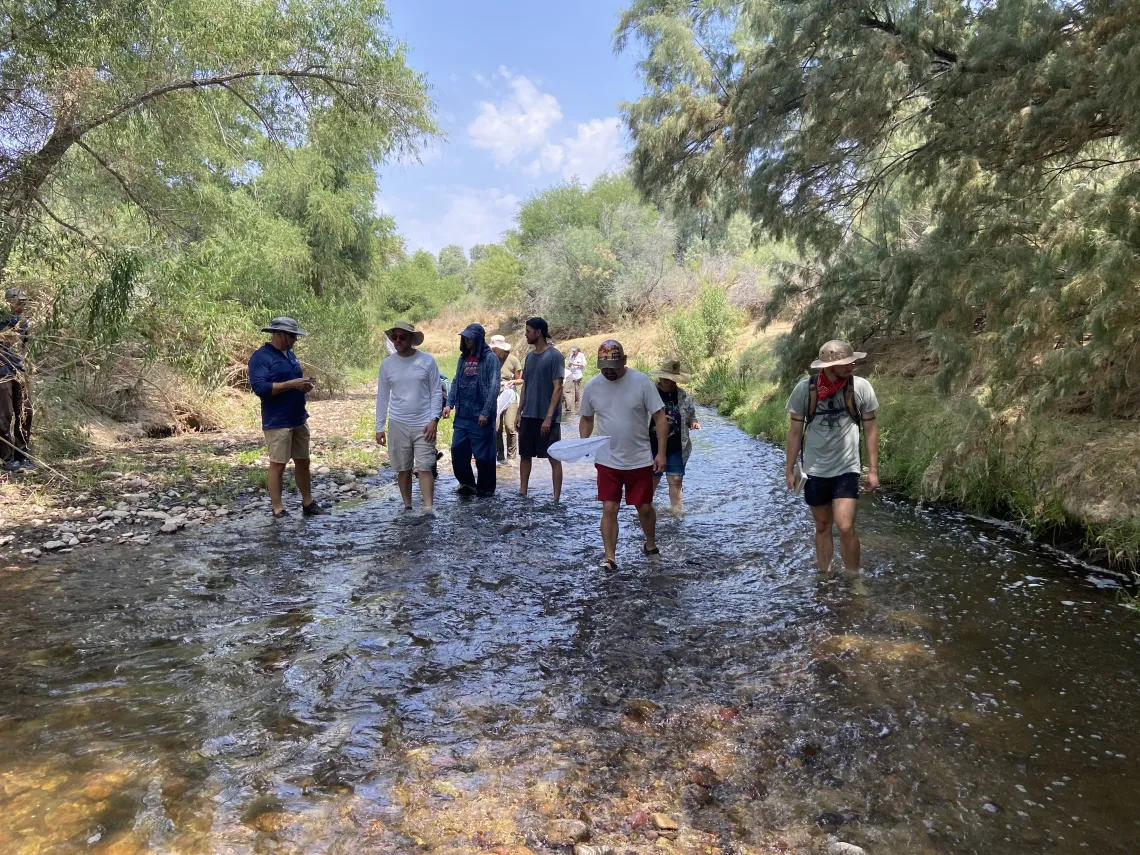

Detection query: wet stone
(545, 818), (590, 845)
(573, 846), (615, 855)
(650, 813), (679, 831)
(826, 842), (868, 855)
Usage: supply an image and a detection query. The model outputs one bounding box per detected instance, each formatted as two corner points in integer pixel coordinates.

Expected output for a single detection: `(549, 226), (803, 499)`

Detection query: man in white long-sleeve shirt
(375, 321), (442, 513)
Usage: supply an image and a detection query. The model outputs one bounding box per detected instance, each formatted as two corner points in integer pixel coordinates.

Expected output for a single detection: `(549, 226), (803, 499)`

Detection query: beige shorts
(387, 419), (437, 473)
(264, 423), (310, 464)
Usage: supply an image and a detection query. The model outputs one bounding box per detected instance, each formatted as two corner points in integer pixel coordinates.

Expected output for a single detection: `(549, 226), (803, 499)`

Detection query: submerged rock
(650, 813), (679, 831)
(826, 842), (867, 855)
(544, 818), (589, 845)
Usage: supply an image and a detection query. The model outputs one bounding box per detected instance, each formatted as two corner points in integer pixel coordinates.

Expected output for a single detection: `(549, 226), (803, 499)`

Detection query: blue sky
(377, 0), (644, 255)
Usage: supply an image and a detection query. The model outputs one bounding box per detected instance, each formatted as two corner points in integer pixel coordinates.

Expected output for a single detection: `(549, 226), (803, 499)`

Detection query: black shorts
(804, 472), (861, 506)
(519, 417), (561, 458)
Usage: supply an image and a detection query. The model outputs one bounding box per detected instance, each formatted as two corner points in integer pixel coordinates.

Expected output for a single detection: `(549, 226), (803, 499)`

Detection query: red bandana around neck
(815, 372), (847, 403)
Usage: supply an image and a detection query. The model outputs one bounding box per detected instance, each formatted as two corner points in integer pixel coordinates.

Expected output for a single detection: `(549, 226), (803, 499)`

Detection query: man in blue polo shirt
(248, 317), (328, 518)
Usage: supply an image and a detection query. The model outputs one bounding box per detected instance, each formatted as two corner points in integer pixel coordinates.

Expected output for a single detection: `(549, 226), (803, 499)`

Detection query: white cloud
(390, 187), (520, 254)
(559, 117), (628, 182)
(527, 117), (627, 184)
(467, 71), (562, 166)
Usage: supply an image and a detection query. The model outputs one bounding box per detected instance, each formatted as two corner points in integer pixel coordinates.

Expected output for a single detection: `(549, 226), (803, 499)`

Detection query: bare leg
(809, 504), (835, 573)
(294, 458), (314, 506)
(397, 470), (413, 509)
(635, 502), (657, 552)
(666, 474), (684, 515)
(268, 462), (287, 513)
(550, 459), (562, 502)
(417, 470), (435, 511)
(832, 498), (861, 572)
(519, 457), (532, 497)
(601, 500), (620, 563)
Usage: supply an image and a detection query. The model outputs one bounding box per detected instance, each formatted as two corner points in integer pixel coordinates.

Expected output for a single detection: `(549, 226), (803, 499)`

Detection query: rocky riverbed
(0, 386), (387, 567)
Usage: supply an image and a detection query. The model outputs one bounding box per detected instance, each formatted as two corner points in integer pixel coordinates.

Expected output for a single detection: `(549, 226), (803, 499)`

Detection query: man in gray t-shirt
(516, 317), (565, 500)
(784, 340), (881, 584)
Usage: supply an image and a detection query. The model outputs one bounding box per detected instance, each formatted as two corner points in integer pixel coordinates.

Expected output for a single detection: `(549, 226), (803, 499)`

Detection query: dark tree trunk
(0, 129), (77, 283)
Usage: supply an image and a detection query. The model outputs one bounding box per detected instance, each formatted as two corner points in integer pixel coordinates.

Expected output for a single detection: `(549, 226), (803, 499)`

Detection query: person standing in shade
(515, 317), (564, 501)
(579, 340), (667, 570)
(490, 334), (522, 465)
(650, 357), (701, 516)
(0, 287), (33, 471)
(444, 323), (499, 497)
(247, 317), (328, 518)
(375, 321), (442, 514)
(785, 340), (880, 584)
(566, 344), (587, 414)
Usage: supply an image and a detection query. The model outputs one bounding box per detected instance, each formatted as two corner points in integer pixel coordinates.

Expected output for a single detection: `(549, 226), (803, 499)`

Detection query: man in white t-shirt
(375, 321), (442, 513)
(579, 340), (668, 570)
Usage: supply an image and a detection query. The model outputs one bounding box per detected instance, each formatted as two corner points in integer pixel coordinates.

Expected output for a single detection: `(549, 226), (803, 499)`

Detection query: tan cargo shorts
(387, 419), (437, 473)
(263, 423), (310, 464)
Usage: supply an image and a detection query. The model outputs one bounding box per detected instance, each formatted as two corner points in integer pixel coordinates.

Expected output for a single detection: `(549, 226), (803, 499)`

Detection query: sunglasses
(391, 332), (411, 342)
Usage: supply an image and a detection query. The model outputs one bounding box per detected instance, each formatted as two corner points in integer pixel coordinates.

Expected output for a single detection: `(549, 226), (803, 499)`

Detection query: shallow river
(1, 411), (1138, 855)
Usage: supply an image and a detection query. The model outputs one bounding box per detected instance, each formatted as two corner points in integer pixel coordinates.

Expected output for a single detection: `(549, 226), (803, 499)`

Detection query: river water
(1, 411), (1138, 855)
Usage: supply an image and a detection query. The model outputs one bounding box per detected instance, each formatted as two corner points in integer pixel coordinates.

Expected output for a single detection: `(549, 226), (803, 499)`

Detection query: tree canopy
(618, 0), (1140, 413)
(1, 0), (434, 280)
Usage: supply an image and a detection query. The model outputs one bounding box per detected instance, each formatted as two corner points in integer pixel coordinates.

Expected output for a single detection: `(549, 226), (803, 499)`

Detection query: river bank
(696, 341), (1140, 573)
(0, 386), (389, 565)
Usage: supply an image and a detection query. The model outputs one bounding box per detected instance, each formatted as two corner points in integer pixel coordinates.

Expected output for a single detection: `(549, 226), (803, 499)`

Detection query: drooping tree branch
(77, 68), (368, 137)
(73, 138), (152, 213)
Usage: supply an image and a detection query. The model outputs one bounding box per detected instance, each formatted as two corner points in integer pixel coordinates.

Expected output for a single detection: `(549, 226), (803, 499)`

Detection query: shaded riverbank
(1, 410), (1137, 854)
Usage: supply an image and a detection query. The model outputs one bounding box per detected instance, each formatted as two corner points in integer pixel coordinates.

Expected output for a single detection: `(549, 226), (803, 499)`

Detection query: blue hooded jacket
(448, 323), (499, 423)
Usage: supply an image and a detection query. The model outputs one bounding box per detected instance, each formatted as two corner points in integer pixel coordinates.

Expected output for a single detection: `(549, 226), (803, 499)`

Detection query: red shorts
(596, 464), (654, 507)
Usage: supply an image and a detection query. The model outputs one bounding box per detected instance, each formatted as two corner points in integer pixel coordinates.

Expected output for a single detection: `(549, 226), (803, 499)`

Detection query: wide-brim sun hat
(651, 357), (691, 384)
(261, 316), (306, 336)
(810, 339), (867, 370)
(489, 334), (512, 352)
(386, 320), (425, 346)
(5, 287), (28, 301)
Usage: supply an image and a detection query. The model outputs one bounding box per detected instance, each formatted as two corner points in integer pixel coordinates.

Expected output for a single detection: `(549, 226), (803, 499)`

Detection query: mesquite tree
(618, 0), (1140, 412)
(0, 0), (433, 282)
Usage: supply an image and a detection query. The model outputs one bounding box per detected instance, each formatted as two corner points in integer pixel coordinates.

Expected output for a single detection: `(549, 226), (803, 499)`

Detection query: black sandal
(643, 546), (660, 556)
(601, 558), (618, 571)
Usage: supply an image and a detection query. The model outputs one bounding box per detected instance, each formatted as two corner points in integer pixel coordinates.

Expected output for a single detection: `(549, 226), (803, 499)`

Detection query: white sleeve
(644, 375), (664, 415)
(375, 361), (390, 429)
(579, 383), (595, 417)
(427, 355), (442, 418)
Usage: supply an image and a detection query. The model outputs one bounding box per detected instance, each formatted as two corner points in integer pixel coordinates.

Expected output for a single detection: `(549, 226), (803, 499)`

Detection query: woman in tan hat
(650, 357), (700, 515)
(490, 334), (522, 464)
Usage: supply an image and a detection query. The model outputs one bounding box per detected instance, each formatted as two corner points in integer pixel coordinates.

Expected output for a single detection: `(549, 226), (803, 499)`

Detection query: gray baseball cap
(261, 316), (306, 336)
(5, 287), (28, 301)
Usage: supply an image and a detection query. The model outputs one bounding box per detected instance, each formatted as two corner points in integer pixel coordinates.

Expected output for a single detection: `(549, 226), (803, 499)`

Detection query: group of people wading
(248, 316), (880, 580)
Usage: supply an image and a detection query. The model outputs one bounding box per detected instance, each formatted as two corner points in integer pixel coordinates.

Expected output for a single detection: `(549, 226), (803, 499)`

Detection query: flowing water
(1, 412), (1138, 855)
